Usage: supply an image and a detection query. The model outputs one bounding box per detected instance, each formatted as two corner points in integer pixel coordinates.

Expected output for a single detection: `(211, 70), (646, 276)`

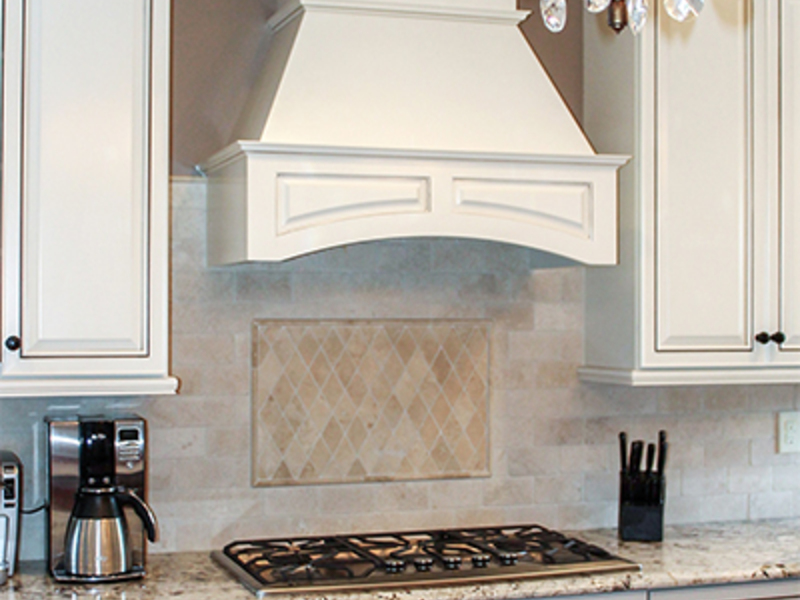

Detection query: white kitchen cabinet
(581, 1), (800, 385)
(649, 580), (799, 600)
(0, 0), (176, 396)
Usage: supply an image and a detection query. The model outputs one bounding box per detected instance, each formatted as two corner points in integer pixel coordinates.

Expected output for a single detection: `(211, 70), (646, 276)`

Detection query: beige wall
(170, 0), (585, 175)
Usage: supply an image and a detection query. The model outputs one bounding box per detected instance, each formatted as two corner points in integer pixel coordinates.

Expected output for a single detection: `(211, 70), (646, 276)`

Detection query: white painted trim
(269, 0), (529, 29)
(201, 142), (630, 173)
(0, 376), (178, 397)
(579, 365), (800, 386)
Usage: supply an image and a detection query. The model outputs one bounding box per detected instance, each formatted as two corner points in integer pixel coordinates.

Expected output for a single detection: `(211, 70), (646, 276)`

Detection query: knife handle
(657, 431), (668, 476)
(645, 443), (655, 474)
(629, 440), (643, 474)
(619, 432), (628, 474)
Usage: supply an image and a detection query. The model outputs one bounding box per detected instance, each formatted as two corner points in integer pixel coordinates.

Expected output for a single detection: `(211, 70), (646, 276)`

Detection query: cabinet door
(1, 0), (175, 394)
(779, 0), (800, 353)
(650, 580), (800, 600)
(652, 0), (755, 355)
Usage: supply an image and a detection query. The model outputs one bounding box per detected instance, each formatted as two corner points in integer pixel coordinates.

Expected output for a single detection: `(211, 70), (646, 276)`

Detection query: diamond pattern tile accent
(252, 320), (490, 486)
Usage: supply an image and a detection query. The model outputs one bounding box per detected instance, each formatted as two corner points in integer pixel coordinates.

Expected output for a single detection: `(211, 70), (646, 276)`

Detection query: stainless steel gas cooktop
(212, 524), (640, 597)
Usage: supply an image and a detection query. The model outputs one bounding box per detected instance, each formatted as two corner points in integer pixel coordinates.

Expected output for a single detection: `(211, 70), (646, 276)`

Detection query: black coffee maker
(47, 417), (158, 582)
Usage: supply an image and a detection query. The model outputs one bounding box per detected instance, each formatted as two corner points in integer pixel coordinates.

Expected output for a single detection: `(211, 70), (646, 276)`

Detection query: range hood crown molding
(203, 0), (629, 266)
(268, 0), (531, 29)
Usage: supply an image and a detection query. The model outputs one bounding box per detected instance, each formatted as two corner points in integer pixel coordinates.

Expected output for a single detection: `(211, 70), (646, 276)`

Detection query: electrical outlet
(778, 411), (800, 453)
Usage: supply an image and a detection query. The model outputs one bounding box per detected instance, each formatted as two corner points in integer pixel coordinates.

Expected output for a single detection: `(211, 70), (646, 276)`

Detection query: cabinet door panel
(655, 0), (754, 352)
(780, 0), (800, 352)
(650, 580), (800, 600)
(19, 0), (149, 357)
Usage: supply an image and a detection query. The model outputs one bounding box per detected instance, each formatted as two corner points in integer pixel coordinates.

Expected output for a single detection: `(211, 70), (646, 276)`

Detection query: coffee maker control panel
(115, 420), (146, 476)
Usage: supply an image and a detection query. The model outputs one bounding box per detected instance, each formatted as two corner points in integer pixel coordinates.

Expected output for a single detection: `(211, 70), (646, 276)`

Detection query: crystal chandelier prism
(539, 0), (704, 34)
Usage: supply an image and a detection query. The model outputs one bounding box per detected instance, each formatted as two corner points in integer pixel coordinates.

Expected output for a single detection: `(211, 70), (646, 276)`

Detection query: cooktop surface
(212, 523), (640, 597)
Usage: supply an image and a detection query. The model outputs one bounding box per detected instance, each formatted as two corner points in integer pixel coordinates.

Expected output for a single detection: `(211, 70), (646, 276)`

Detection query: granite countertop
(3, 519), (800, 600)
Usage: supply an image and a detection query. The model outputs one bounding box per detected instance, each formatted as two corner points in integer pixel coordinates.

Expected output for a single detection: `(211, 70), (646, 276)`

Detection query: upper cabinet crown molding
(0, 0), (176, 396)
(582, 1), (800, 385)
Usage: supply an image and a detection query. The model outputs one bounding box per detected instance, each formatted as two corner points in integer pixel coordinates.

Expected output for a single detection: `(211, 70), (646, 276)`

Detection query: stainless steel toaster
(0, 451), (21, 585)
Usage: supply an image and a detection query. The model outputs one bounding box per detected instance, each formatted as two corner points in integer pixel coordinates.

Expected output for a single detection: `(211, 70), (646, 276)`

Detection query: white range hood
(202, 0), (628, 266)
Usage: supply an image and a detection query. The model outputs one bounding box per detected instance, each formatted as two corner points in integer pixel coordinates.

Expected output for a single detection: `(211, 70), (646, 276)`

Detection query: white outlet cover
(778, 411), (800, 454)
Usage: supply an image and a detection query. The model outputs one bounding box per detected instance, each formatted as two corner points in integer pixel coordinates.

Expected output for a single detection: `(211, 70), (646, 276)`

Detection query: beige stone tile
(235, 272), (292, 304)
(722, 413), (774, 439)
(535, 361), (579, 390)
(533, 302), (583, 332)
(556, 502), (616, 530)
(375, 482), (430, 512)
(657, 387), (705, 414)
(582, 472), (618, 502)
(206, 427), (250, 458)
(748, 385), (795, 410)
(704, 439), (749, 469)
(172, 457), (249, 490)
(143, 396), (249, 428)
(560, 444), (612, 473)
(503, 505), (560, 526)
(661, 441), (704, 469)
(172, 333), (236, 366)
(728, 465), (772, 493)
(149, 427), (206, 459)
(482, 478), (534, 507)
(665, 493), (748, 524)
(533, 418), (585, 446)
(323, 485), (376, 514)
(749, 491), (795, 520)
(704, 387), (750, 411)
(529, 269), (567, 303)
(751, 438), (800, 466)
(681, 468), (728, 496)
(507, 446), (560, 477)
(533, 474), (582, 504)
(773, 465), (800, 490)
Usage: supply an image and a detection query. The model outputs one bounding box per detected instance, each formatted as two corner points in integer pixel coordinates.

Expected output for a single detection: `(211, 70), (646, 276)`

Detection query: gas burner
(213, 524), (640, 596)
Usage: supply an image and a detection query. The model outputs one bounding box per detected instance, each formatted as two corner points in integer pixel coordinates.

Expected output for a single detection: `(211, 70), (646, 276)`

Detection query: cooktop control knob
(384, 559), (406, 574)
(471, 554), (491, 568)
(442, 556), (462, 570)
(499, 552), (520, 566)
(413, 557), (434, 572)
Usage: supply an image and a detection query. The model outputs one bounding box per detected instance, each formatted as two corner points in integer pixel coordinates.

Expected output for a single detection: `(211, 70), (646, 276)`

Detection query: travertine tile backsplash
(252, 320), (489, 485)
(2, 177), (800, 560)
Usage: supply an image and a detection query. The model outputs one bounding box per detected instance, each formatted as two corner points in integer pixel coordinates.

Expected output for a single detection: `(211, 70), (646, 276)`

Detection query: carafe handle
(116, 488), (159, 543)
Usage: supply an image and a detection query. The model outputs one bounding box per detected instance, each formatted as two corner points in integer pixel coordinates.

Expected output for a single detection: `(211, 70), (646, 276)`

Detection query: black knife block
(618, 471), (665, 542)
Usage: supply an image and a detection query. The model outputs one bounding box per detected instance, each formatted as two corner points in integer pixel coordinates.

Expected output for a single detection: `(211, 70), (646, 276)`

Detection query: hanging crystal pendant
(541, 0), (567, 33)
(663, 0), (704, 22)
(587, 0), (612, 13)
(607, 0), (628, 33)
(626, 0), (648, 34)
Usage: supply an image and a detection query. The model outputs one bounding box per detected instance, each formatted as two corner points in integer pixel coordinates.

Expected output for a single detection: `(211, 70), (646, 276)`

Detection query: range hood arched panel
(202, 0), (628, 266)
(206, 144), (624, 265)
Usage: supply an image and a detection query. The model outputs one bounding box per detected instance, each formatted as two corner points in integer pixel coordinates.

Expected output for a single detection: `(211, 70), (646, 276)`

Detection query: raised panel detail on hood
(202, 0), (628, 265)
(277, 173), (431, 234)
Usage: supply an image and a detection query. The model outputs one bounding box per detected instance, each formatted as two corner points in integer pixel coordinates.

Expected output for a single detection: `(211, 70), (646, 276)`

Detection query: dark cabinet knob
(755, 331), (786, 345)
(4, 336), (21, 351)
